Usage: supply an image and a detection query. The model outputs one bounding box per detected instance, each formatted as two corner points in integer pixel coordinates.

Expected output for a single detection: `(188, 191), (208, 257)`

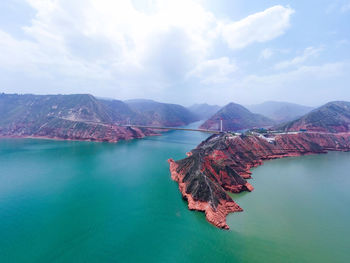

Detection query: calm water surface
(1, 124), (350, 263)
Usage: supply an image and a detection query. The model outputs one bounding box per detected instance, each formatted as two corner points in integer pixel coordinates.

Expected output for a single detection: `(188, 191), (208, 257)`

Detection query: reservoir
(0, 123), (349, 262)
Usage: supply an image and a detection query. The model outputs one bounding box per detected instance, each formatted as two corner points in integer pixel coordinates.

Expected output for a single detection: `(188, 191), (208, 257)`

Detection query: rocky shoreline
(0, 122), (159, 143)
(169, 132), (350, 229)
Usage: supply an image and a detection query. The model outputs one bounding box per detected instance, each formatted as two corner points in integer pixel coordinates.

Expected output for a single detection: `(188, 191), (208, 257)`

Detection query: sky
(0, 0), (349, 106)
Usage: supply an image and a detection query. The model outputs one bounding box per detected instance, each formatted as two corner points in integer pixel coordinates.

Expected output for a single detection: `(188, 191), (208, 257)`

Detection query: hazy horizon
(2, 91), (324, 108)
(1, 0), (349, 106)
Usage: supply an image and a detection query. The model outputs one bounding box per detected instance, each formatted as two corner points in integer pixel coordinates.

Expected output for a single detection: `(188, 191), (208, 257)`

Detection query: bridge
(122, 124), (222, 134)
(57, 117), (223, 134)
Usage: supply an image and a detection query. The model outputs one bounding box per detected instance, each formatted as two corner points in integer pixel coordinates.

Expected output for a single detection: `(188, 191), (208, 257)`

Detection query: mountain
(0, 93), (112, 124)
(125, 99), (198, 126)
(187, 103), (221, 120)
(276, 101), (350, 133)
(99, 99), (140, 123)
(200, 102), (275, 131)
(0, 93), (154, 142)
(0, 94), (199, 142)
(246, 101), (314, 123)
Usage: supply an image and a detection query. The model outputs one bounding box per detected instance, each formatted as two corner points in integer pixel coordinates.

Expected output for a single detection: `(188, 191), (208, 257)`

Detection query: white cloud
(6, 0), (217, 80)
(188, 57), (237, 84)
(0, 2), (293, 78)
(0, 28), (111, 80)
(0, 1), (297, 101)
(274, 46), (323, 70)
(220, 5), (294, 50)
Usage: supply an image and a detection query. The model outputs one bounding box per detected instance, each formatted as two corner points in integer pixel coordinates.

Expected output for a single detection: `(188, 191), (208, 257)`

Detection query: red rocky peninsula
(168, 132), (350, 229)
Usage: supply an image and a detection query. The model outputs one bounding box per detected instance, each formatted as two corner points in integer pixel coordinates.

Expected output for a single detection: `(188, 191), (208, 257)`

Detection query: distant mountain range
(187, 103), (221, 120)
(276, 101), (350, 133)
(0, 94), (196, 141)
(200, 102), (275, 131)
(1, 93), (349, 140)
(246, 101), (314, 123)
(200, 100), (350, 133)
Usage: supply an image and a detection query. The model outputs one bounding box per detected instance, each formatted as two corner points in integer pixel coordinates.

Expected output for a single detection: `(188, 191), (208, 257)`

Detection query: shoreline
(0, 133), (161, 143)
(169, 132), (350, 229)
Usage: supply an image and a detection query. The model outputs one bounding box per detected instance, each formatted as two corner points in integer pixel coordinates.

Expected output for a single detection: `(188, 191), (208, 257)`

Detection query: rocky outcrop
(168, 159), (242, 229)
(169, 132), (350, 229)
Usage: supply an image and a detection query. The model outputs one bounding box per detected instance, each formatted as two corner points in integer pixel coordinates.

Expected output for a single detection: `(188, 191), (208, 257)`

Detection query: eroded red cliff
(169, 132), (350, 229)
(169, 159), (242, 229)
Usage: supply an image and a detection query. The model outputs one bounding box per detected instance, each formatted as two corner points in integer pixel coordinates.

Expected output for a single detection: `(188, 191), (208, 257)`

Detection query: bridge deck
(122, 125), (221, 134)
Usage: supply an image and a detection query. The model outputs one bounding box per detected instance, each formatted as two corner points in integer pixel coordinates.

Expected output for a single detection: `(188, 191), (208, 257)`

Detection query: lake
(0, 124), (349, 262)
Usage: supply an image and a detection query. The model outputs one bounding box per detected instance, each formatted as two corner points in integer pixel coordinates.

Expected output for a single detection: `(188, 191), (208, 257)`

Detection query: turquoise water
(0, 124), (350, 262)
